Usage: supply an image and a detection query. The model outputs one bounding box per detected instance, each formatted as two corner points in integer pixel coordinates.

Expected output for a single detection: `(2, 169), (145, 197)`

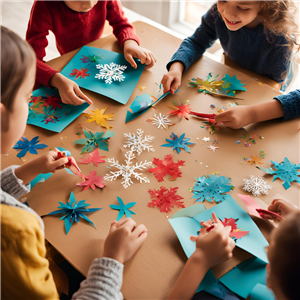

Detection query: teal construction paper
(27, 86), (89, 133)
(249, 283), (275, 300)
(172, 204), (207, 219)
(196, 270), (218, 294)
(219, 257), (267, 299)
(169, 196), (269, 263)
(30, 173), (53, 189)
(60, 46), (145, 104)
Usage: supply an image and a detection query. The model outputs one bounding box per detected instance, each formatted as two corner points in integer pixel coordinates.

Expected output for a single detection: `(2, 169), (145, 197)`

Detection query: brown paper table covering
(1, 22), (299, 299)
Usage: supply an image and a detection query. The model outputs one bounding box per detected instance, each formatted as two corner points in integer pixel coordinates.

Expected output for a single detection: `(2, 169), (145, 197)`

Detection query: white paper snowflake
(95, 62), (127, 84)
(243, 175), (272, 197)
(152, 113), (172, 129)
(123, 128), (155, 155)
(104, 151), (152, 189)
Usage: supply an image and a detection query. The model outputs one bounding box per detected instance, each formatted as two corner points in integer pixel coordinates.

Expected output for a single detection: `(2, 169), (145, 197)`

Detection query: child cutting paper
(1, 26), (147, 300)
(214, 89), (300, 129)
(162, 0), (299, 93)
(168, 199), (300, 299)
(26, 0), (156, 106)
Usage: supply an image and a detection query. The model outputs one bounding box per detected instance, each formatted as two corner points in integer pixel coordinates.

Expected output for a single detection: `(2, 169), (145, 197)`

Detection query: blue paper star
(46, 192), (102, 234)
(161, 132), (195, 154)
(13, 136), (48, 158)
(258, 157), (300, 190)
(192, 175), (234, 203)
(110, 196), (136, 221)
(74, 129), (115, 154)
(221, 74), (247, 97)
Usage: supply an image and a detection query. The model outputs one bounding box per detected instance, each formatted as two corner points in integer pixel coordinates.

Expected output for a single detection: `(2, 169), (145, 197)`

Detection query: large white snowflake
(243, 175), (272, 197)
(123, 128), (155, 155)
(95, 62), (127, 84)
(151, 113), (172, 129)
(104, 151), (152, 189)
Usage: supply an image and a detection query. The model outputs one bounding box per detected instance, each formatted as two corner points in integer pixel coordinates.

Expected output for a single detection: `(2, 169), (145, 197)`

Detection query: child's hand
(161, 62), (184, 94)
(49, 73), (93, 106)
(266, 199), (298, 222)
(190, 212), (235, 269)
(123, 40), (156, 69)
(103, 218), (147, 264)
(214, 106), (255, 129)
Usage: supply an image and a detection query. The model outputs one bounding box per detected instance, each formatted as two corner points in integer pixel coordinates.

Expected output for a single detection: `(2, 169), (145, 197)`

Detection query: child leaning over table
(1, 26), (147, 300)
(26, 0), (156, 106)
(214, 89), (300, 129)
(167, 200), (300, 300)
(162, 0), (299, 93)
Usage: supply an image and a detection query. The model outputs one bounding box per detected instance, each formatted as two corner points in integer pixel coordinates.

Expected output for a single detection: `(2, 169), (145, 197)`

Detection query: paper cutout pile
(192, 175), (234, 203)
(257, 157), (300, 190)
(161, 132), (195, 154)
(110, 196), (136, 221)
(60, 46), (144, 104)
(27, 86), (90, 133)
(13, 136), (48, 158)
(45, 192), (102, 234)
(189, 73), (247, 99)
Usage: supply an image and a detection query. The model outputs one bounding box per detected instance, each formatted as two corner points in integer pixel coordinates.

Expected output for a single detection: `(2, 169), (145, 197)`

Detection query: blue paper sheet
(169, 196), (269, 263)
(249, 283), (275, 300)
(60, 46), (145, 104)
(27, 86), (89, 133)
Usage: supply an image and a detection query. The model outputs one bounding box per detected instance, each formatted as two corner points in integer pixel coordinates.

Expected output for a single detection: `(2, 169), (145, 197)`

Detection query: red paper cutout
(147, 186), (185, 213)
(77, 171), (105, 191)
(256, 208), (283, 220)
(148, 154), (185, 182)
(168, 102), (191, 120)
(78, 149), (106, 167)
(57, 152), (82, 176)
(43, 94), (62, 110)
(70, 67), (91, 80)
(220, 218), (250, 239)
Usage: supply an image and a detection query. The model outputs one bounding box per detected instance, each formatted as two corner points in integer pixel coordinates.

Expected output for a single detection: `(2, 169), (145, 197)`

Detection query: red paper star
(168, 102), (191, 120)
(77, 171), (105, 191)
(78, 149), (106, 167)
(70, 67), (91, 80)
(220, 218), (249, 239)
(148, 154), (185, 182)
(43, 94), (62, 110)
(147, 186), (185, 213)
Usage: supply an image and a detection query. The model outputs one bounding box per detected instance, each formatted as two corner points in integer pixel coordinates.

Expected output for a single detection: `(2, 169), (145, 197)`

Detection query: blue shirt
(167, 4), (291, 84)
(275, 89), (300, 121)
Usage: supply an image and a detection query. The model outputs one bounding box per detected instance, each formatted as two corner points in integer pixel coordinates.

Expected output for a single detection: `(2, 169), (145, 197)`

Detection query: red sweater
(26, 0), (140, 87)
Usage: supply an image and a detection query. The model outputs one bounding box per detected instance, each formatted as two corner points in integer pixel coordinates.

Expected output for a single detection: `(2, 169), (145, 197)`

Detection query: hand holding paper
(102, 218), (147, 264)
(267, 199), (298, 221)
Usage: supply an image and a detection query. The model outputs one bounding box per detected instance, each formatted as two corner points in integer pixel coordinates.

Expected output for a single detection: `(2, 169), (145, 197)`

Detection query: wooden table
(2, 21), (299, 299)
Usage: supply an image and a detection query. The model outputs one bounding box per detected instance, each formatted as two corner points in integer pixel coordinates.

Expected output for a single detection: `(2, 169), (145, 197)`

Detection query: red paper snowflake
(168, 101), (191, 120)
(70, 67), (90, 80)
(147, 186), (185, 213)
(148, 154), (185, 182)
(43, 94), (62, 110)
(77, 170), (105, 191)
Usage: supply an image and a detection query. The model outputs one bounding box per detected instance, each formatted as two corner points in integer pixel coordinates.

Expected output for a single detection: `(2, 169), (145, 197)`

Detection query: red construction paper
(43, 94), (62, 110)
(256, 208), (283, 220)
(77, 170), (105, 191)
(237, 194), (261, 217)
(78, 149), (106, 167)
(168, 102), (191, 120)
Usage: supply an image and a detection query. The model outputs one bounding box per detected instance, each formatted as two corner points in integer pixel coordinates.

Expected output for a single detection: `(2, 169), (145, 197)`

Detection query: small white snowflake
(243, 175), (272, 197)
(95, 62), (127, 84)
(123, 128), (155, 155)
(202, 137), (210, 142)
(152, 113), (172, 129)
(104, 151), (152, 189)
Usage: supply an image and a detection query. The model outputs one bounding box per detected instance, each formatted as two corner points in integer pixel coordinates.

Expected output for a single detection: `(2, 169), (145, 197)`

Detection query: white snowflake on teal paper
(95, 62), (127, 84)
(257, 157), (300, 190)
(192, 174), (234, 203)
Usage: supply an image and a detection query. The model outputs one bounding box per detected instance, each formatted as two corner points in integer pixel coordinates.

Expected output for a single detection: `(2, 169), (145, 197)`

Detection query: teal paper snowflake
(13, 136), (48, 158)
(109, 196), (136, 221)
(221, 74), (247, 97)
(192, 175), (234, 203)
(74, 129), (115, 154)
(257, 157), (300, 190)
(161, 132), (195, 154)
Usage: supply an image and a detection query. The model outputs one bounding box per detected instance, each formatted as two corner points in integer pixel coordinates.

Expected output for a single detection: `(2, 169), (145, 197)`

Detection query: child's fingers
(222, 225), (232, 237)
(144, 53), (156, 69)
(74, 86), (93, 105)
(211, 212), (220, 224)
(189, 235), (198, 242)
(170, 77), (181, 92)
(133, 224), (148, 238)
(109, 220), (118, 233)
(125, 54), (137, 69)
(120, 218), (138, 231)
(69, 90), (85, 106)
(134, 230), (148, 248)
(52, 157), (69, 169)
(139, 53), (147, 65)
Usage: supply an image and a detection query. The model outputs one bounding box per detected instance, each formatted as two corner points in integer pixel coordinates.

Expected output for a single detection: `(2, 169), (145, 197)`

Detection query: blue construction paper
(196, 269), (218, 293)
(74, 129), (115, 153)
(258, 157), (300, 190)
(27, 86), (90, 133)
(60, 46), (145, 104)
(219, 257), (267, 299)
(161, 132), (195, 154)
(192, 175), (234, 203)
(249, 283), (275, 300)
(13, 136), (48, 158)
(45, 192), (102, 234)
(172, 204), (207, 219)
(30, 173), (53, 189)
(109, 196), (136, 221)
(169, 196), (269, 263)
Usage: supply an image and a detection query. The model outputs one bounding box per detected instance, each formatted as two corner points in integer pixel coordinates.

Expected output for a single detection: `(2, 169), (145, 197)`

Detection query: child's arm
(72, 218), (147, 300)
(14, 151), (69, 185)
(167, 213), (235, 299)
